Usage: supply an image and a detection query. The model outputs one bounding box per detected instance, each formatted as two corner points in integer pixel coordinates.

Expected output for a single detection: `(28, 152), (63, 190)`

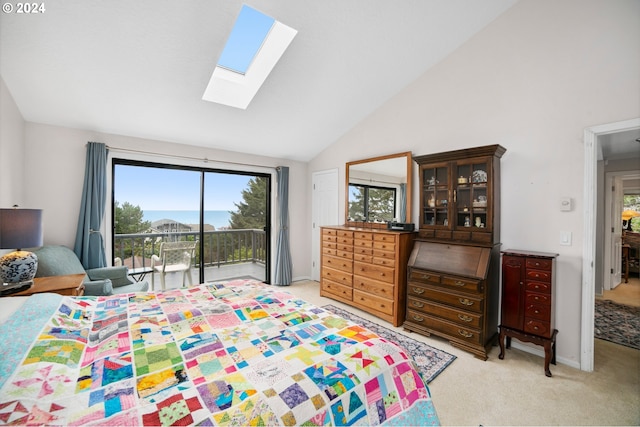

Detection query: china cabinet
(413, 145), (506, 246)
(405, 144), (506, 359)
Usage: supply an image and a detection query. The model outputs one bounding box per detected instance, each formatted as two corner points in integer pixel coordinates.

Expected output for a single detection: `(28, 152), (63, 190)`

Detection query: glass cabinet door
(421, 163), (450, 228)
(454, 158), (489, 231)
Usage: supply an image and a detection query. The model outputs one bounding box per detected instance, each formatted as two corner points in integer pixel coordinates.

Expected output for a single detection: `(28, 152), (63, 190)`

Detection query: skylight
(217, 5), (275, 75)
(202, 5), (297, 109)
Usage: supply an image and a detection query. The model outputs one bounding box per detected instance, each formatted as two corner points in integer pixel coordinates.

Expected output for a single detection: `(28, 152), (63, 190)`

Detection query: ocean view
(143, 210), (232, 230)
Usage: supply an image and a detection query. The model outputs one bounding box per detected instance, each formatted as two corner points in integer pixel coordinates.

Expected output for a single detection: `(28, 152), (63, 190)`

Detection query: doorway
(582, 118), (640, 372)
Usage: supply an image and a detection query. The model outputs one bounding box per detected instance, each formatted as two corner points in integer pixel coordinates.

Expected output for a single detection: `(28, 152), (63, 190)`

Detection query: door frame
(582, 117), (640, 372)
(311, 168), (339, 281)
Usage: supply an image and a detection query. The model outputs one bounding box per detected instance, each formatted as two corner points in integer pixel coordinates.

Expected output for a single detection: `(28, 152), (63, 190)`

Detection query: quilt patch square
(179, 332), (223, 360)
(330, 388), (367, 426)
(130, 316), (173, 349)
(314, 334), (358, 355)
(234, 305), (269, 322)
(290, 322), (328, 341)
(261, 373), (328, 426)
(141, 389), (207, 427)
(82, 332), (131, 366)
(88, 315), (129, 346)
(262, 329), (301, 353)
(76, 352), (134, 393)
(136, 364), (189, 403)
(185, 349), (237, 385)
(204, 311), (242, 329)
(338, 325), (379, 342)
(3, 363), (76, 400)
(303, 359), (360, 402)
(166, 309), (204, 324)
(244, 358), (293, 387)
(392, 362), (429, 407)
(24, 340), (84, 368)
(64, 379), (137, 426)
(39, 326), (89, 344)
(0, 399), (67, 425)
(364, 373), (402, 424)
(196, 371), (257, 413)
(170, 316), (212, 340)
(133, 342), (182, 376)
(211, 395), (278, 426)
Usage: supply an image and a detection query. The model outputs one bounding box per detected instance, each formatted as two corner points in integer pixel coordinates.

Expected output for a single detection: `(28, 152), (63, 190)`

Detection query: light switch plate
(560, 231), (572, 246)
(560, 197), (572, 212)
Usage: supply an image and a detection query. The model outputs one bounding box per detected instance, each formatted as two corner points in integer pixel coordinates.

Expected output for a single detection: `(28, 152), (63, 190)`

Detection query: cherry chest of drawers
(320, 226), (414, 326)
(404, 240), (500, 360)
(498, 249), (559, 376)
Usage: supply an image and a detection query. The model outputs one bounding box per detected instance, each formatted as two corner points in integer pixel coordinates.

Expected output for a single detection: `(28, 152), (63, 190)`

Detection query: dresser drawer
(441, 275), (482, 294)
(353, 231), (372, 240)
(354, 247), (373, 256)
(526, 281), (551, 294)
(354, 253), (373, 263)
(373, 241), (396, 251)
(525, 291), (551, 305)
(524, 318), (552, 338)
(336, 243), (354, 252)
(407, 284), (483, 313)
(373, 248), (395, 261)
(373, 233), (396, 243)
(525, 302), (551, 321)
(353, 290), (393, 316)
(409, 270), (441, 285)
(336, 236), (354, 246)
(323, 228), (338, 237)
(354, 239), (374, 249)
(526, 258), (552, 271)
(354, 261), (394, 284)
(321, 268), (352, 286)
(526, 269), (551, 282)
(321, 280), (352, 300)
(323, 235), (337, 243)
(322, 255), (353, 273)
(407, 297), (482, 329)
(407, 310), (483, 345)
(354, 276), (394, 299)
(372, 256), (395, 268)
(337, 230), (354, 238)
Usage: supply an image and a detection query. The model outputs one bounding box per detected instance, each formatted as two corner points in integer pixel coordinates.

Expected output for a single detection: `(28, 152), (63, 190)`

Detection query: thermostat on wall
(560, 197), (572, 212)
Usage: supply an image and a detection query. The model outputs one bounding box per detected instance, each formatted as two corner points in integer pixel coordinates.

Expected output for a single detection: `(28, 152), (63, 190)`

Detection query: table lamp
(0, 207), (43, 290)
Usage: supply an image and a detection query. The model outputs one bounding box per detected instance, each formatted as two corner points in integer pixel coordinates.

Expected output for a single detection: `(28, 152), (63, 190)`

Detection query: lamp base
(0, 250), (39, 285)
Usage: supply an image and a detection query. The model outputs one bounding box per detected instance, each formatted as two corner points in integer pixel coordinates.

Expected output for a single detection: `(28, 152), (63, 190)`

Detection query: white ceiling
(0, 0), (518, 162)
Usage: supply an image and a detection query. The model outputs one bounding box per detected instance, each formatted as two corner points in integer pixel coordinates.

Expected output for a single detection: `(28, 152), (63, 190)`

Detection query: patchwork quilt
(0, 279), (439, 426)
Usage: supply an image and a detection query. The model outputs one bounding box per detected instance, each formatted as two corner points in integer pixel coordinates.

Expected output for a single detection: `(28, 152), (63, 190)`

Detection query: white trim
(582, 118), (640, 372)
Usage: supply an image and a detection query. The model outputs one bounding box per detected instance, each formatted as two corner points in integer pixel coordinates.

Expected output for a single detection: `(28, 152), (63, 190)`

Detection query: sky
(114, 165), (252, 211)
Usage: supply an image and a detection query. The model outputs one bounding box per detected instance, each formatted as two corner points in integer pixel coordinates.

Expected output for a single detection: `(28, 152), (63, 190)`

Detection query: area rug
(594, 299), (640, 350)
(322, 304), (456, 382)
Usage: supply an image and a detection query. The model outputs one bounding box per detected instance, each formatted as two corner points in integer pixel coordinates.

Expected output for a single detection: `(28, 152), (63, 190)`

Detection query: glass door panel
(455, 159), (489, 230)
(422, 165), (450, 227)
(203, 172), (270, 283)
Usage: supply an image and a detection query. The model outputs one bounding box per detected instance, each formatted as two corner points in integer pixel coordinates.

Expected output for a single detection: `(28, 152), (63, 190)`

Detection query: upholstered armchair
(30, 245), (149, 296)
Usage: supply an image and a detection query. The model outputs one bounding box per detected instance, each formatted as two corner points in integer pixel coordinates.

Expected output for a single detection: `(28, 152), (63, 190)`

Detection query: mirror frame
(345, 151), (412, 228)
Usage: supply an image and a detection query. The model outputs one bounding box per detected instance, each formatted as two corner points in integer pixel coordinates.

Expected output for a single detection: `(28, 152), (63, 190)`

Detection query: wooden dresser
(320, 226), (414, 326)
(499, 249), (559, 376)
(404, 241), (500, 360)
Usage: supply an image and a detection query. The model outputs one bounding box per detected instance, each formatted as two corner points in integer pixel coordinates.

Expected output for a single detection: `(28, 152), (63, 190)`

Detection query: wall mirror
(345, 151), (412, 227)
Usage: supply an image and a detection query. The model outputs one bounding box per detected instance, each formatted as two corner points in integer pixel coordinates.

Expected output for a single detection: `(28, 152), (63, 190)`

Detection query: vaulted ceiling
(0, 0), (519, 161)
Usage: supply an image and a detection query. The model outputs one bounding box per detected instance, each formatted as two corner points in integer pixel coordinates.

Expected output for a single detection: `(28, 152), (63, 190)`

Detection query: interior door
(311, 169), (339, 281)
(610, 176), (623, 289)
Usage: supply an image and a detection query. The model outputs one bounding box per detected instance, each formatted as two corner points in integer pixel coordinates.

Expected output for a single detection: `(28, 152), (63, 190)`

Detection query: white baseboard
(510, 341), (580, 370)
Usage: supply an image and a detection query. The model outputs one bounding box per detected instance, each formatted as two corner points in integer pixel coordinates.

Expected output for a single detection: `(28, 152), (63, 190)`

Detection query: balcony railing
(114, 229), (266, 271)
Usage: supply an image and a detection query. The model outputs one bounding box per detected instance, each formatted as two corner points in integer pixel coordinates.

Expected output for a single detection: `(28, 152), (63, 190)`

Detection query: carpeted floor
(594, 299), (640, 350)
(322, 304), (456, 382)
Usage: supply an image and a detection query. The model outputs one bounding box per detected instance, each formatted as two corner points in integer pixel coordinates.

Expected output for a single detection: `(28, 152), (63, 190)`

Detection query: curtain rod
(104, 145), (276, 170)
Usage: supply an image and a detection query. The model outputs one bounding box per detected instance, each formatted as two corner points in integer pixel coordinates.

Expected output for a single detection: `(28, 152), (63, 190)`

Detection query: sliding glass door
(112, 160), (270, 289)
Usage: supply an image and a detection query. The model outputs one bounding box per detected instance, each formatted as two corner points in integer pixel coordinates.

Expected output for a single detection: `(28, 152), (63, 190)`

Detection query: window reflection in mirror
(345, 152), (412, 227)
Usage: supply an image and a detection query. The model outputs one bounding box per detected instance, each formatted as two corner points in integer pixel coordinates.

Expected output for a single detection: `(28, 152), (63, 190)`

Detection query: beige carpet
(286, 280), (640, 426)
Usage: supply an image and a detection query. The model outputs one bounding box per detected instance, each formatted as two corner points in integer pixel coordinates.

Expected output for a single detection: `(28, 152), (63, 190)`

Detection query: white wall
(309, 0), (640, 366)
(20, 122), (311, 282)
(0, 76), (25, 208)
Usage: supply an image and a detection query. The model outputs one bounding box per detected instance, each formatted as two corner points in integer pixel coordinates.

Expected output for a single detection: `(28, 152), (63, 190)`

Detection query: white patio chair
(150, 241), (197, 291)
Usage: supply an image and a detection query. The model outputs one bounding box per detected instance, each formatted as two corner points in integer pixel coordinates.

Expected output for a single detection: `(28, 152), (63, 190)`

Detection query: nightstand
(8, 273), (85, 297)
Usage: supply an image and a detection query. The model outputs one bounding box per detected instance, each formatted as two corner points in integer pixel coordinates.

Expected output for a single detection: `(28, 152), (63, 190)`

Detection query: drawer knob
(455, 281), (465, 287)
(412, 301), (425, 308)
(413, 287), (425, 294)
(422, 274), (431, 280)
(458, 329), (473, 338)
(458, 314), (473, 322)
(459, 298), (474, 306)
(412, 314), (424, 322)
(534, 310), (540, 314)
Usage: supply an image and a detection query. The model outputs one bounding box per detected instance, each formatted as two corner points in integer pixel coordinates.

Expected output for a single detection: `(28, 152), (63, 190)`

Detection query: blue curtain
(74, 142), (108, 269)
(274, 166), (292, 285)
(399, 183), (407, 222)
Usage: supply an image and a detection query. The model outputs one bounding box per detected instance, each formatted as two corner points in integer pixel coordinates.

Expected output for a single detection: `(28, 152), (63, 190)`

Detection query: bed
(0, 279), (439, 426)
